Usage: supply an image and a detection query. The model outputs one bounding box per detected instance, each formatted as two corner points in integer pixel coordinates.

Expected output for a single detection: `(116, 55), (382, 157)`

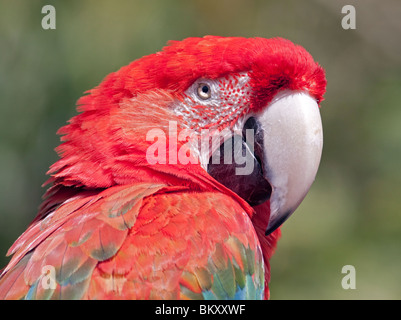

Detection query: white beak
(256, 90), (323, 235)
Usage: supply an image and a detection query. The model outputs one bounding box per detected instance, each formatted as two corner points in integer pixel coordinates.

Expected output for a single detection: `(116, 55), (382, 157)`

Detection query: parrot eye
(197, 83), (212, 100)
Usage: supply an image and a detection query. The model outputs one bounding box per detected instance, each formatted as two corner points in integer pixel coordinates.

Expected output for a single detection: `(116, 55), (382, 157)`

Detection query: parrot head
(48, 36), (326, 240)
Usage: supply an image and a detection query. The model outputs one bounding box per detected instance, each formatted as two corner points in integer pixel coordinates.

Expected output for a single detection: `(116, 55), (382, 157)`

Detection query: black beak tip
(265, 210), (292, 236)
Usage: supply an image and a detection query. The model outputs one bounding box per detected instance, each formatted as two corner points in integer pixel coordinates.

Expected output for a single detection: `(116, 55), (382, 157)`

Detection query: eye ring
(197, 83), (212, 100)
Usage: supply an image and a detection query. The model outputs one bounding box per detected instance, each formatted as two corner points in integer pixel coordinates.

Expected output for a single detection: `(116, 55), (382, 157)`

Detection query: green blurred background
(1, 0), (400, 299)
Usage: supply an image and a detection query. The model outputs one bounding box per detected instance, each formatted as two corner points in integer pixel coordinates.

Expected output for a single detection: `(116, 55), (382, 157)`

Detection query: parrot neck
(251, 201), (281, 299)
(41, 90), (254, 221)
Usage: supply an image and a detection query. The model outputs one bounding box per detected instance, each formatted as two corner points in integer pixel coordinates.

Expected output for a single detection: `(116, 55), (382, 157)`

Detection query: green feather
(233, 264), (246, 289)
(215, 258), (236, 298)
(179, 285), (205, 300)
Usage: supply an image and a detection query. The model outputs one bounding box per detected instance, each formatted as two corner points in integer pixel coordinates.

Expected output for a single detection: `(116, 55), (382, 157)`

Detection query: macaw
(0, 36), (326, 300)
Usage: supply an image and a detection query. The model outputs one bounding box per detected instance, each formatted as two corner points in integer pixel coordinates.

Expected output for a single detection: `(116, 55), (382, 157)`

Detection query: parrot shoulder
(0, 183), (166, 299)
(0, 182), (264, 299)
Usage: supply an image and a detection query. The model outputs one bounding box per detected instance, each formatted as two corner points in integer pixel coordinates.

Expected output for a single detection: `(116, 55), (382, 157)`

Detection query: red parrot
(0, 36), (326, 300)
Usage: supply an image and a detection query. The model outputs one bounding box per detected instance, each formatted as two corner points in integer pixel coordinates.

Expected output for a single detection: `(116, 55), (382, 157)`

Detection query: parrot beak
(256, 90), (323, 235)
(206, 90), (322, 236)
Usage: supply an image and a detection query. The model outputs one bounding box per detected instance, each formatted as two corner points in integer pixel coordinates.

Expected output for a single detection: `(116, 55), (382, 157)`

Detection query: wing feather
(0, 183), (264, 299)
